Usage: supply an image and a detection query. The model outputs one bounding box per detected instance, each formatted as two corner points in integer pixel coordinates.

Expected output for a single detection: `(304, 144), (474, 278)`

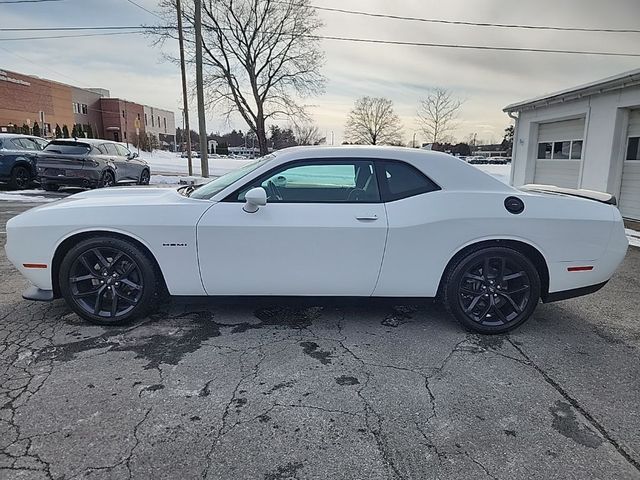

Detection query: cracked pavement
(1, 200), (640, 479)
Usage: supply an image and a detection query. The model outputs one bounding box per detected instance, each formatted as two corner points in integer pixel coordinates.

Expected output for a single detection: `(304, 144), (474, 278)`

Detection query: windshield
(44, 141), (91, 155)
(190, 154), (275, 200)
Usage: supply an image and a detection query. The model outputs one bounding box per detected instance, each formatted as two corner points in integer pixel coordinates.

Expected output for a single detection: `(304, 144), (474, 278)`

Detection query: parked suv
(37, 139), (150, 191)
(0, 133), (48, 190)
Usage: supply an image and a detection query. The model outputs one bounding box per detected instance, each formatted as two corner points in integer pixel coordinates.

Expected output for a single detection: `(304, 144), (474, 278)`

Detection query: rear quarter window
(378, 160), (440, 202)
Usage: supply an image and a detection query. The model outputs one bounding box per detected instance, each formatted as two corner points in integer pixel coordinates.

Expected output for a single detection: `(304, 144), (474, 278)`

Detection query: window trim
(375, 159), (441, 202)
(537, 139), (583, 160)
(223, 158), (383, 204)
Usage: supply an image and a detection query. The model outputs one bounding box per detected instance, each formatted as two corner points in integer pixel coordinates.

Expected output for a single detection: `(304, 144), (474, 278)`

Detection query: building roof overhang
(503, 68), (640, 113)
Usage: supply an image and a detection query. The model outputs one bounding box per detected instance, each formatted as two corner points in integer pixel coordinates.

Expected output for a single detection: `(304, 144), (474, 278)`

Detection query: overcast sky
(2, 0), (639, 144)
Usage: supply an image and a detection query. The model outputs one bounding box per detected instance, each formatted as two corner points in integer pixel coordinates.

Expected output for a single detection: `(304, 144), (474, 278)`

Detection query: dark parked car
(37, 139), (150, 191)
(0, 133), (48, 190)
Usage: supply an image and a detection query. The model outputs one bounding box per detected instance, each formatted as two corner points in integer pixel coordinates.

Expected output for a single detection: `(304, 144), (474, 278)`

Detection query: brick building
(0, 69), (175, 149)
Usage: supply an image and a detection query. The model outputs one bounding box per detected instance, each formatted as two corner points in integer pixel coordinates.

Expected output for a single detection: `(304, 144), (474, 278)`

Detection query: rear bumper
(543, 281), (608, 303)
(39, 175), (100, 188)
(23, 285), (54, 301)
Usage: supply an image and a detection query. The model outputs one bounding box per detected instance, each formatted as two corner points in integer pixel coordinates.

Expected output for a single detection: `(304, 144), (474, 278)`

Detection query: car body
(487, 157), (508, 165)
(5, 146), (628, 333)
(0, 133), (49, 189)
(37, 139), (150, 191)
(467, 156), (488, 164)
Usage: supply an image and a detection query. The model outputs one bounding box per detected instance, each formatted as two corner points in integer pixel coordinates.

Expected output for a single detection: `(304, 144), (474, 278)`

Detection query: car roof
(0, 133), (47, 140)
(257, 145), (515, 193)
(49, 138), (110, 145)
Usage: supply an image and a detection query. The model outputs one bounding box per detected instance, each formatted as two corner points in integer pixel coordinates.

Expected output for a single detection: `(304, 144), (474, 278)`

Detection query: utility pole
(176, 0), (193, 176)
(194, 0), (209, 177)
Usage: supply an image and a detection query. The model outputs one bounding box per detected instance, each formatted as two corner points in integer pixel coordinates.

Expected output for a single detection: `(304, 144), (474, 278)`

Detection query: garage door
(619, 109), (640, 220)
(534, 118), (585, 188)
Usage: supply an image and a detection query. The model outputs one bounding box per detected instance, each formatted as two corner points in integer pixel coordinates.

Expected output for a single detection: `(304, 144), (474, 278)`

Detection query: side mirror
(243, 187), (267, 213)
(128, 152), (138, 160)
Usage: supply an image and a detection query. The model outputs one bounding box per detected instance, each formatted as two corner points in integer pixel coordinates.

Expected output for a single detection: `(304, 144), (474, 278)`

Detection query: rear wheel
(101, 171), (115, 188)
(444, 247), (541, 334)
(9, 165), (30, 190)
(59, 237), (158, 325)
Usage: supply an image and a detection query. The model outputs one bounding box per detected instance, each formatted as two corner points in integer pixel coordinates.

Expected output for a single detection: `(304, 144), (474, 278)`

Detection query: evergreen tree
(55, 124), (62, 138)
(32, 122), (41, 137)
(21, 124), (30, 135)
(85, 124), (94, 139)
(71, 124), (78, 138)
(77, 124), (84, 138)
(62, 125), (70, 138)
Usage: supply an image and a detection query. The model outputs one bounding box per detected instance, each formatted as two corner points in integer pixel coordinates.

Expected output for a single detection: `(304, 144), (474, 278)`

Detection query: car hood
(27, 187), (196, 212)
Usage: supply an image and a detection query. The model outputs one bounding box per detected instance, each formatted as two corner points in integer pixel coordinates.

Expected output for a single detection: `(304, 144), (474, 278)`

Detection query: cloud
(2, 0), (639, 144)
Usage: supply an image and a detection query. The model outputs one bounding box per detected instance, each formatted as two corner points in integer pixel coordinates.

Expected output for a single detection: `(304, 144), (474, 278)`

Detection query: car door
(115, 144), (137, 180)
(102, 143), (122, 181)
(371, 160), (444, 297)
(196, 159), (388, 296)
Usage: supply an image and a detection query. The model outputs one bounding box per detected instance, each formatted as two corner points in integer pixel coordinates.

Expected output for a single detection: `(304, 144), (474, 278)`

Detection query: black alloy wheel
(42, 183), (60, 192)
(59, 237), (157, 325)
(102, 171), (115, 187)
(138, 169), (150, 185)
(445, 247), (540, 334)
(9, 166), (30, 190)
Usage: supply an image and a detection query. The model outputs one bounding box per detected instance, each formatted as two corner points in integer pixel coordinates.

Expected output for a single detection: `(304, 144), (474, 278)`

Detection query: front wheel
(59, 237), (158, 325)
(42, 183), (59, 192)
(444, 247), (541, 334)
(138, 169), (150, 185)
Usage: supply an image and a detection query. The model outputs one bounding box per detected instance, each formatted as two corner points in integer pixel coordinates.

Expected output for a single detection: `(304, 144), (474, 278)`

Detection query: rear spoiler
(520, 184), (617, 206)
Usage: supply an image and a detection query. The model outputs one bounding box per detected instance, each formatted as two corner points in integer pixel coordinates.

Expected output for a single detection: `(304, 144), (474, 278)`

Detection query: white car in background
(5, 146), (628, 333)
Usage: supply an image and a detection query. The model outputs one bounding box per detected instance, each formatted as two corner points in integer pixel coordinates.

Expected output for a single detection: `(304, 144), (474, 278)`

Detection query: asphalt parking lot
(1, 197), (639, 480)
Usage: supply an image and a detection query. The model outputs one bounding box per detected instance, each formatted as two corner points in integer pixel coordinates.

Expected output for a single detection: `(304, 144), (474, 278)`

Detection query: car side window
(115, 144), (130, 157)
(104, 143), (118, 156)
(232, 160), (381, 203)
(32, 138), (48, 150)
(11, 139), (26, 150)
(377, 161), (440, 202)
(96, 144), (108, 155)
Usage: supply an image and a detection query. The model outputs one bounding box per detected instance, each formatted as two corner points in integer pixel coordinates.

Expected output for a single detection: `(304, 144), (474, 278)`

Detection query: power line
(307, 4), (640, 34)
(0, 31), (146, 41)
(1, 28), (639, 57)
(309, 34), (640, 57)
(0, 0), (63, 3)
(0, 26), (168, 31)
(123, 0), (164, 21)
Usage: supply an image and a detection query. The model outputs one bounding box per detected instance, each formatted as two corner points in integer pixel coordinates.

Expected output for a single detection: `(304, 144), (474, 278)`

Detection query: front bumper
(23, 285), (54, 301)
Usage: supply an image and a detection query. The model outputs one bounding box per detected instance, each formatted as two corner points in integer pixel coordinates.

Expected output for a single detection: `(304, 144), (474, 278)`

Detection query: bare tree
(157, 0), (325, 155)
(292, 121), (323, 145)
(417, 88), (463, 144)
(344, 97), (403, 145)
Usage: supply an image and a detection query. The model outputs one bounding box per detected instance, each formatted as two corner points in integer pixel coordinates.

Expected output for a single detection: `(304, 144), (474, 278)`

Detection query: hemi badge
(567, 266), (594, 272)
(23, 263), (48, 269)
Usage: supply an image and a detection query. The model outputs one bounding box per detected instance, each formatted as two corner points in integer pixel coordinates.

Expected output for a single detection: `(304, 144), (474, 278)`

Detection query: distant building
(143, 105), (176, 150)
(504, 68), (640, 221)
(0, 69), (176, 150)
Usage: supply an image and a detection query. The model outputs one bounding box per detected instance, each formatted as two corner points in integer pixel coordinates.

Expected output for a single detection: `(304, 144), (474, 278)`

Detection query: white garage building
(504, 69), (640, 221)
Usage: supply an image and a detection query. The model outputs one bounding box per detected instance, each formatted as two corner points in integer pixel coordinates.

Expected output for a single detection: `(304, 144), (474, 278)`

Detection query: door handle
(356, 215), (378, 221)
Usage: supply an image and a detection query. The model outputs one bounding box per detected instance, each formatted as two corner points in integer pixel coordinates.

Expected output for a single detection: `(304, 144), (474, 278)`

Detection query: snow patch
(626, 229), (640, 248)
(139, 150), (252, 177)
(0, 193), (56, 203)
(474, 164), (511, 184)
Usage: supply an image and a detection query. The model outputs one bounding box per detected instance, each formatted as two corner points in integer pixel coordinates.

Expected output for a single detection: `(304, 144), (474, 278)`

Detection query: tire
(444, 247), (541, 334)
(101, 171), (115, 188)
(42, 183), (60, 192)
(9, 165), (31, 190)
(58, 236), (158, 325)
(138, 169), (150, 185)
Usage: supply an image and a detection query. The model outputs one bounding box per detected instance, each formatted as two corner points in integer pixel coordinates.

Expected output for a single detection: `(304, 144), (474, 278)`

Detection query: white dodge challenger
(5, 146), (629, 333)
